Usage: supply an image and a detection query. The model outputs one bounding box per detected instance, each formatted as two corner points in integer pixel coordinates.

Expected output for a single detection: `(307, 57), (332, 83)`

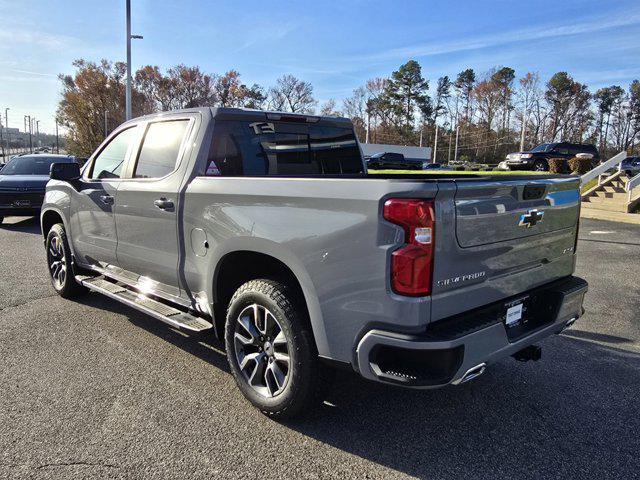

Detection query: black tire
(225, 279), (320, 419)
(0, 215), (4, 224)
(533, 159), (548, 172)
(46, 223), (87, 298)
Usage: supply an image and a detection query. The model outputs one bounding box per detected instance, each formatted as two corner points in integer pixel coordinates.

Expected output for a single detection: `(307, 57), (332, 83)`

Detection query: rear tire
(0, 215), (4, 224)
(46, 223), (87, 298)
(533, 159), (548, 172)
(224, 279), (320, 419)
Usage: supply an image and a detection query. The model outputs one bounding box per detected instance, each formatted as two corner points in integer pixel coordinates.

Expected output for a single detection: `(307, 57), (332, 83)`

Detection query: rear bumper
(356, 276), (587, 388)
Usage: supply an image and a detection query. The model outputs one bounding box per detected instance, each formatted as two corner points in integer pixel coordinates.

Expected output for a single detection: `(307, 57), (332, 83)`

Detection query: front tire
(0, 215), (4, 224)
(224, 279), (320, 419)
(46, 223), (87, 298)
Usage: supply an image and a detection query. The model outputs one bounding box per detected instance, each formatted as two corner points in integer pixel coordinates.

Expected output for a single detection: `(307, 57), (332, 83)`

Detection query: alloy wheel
(47, 234), (67, 289)
(233, 303), (291, 398)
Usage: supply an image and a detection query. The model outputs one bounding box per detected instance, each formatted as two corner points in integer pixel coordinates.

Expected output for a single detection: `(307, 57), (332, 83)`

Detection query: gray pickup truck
(41, 107), (587, 418)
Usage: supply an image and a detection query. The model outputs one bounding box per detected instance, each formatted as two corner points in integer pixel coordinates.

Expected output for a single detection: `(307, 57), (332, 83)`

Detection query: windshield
(0, 156), (68, 176)
(530, 143), (553, 153)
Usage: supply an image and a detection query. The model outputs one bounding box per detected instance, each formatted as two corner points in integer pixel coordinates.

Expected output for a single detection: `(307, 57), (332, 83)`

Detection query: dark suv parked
(504, 143), (599, 171)
(0, 154), (77, 224)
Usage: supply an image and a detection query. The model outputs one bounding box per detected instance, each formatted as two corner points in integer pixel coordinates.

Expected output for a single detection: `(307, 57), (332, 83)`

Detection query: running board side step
(76, 275), (213, 332)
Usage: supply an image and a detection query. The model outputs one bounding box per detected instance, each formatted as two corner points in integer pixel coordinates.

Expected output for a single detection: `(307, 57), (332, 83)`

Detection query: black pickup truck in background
(365, 152), (426, 170)
(503, 143), (600, 171)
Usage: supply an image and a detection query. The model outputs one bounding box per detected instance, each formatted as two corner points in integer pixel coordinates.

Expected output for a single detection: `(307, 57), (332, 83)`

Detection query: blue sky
(1, 0), (639, 134)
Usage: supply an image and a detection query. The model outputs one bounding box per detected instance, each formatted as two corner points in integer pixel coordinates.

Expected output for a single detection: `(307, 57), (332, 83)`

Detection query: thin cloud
(232, 21), (298, 54)
(357, 11), (640, 62)
(9, 69), (58, 77)
(0, 29), (74, 51)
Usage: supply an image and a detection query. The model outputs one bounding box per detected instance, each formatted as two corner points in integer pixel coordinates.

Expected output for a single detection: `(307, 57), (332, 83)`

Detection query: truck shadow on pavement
(77, 293), (640, 479)
(81, 293), (231, 375)
(288, 335), (640, 479)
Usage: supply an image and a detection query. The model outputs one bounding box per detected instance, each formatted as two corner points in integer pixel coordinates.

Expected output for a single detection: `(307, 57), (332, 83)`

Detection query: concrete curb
(581, 209), (640, 225)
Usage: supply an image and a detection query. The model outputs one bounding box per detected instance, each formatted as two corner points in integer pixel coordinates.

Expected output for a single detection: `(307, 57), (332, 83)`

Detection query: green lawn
(580, 177), (597, 193)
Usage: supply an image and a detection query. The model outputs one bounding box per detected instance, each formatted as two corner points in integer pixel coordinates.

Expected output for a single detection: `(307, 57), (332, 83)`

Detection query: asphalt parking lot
(0, 217), (639, 480)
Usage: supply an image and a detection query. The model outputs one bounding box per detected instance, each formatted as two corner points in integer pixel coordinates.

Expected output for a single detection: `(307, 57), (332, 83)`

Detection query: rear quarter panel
(182, 177), (438, 363)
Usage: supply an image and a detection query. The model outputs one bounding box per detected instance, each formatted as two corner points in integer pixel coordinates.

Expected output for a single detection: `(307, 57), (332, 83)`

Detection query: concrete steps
(582, 201), (630, 212)
(581, 174), (636, 213)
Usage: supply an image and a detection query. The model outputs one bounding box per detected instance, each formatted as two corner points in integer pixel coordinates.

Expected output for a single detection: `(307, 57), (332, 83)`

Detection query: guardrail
(580, 151), (627, 185)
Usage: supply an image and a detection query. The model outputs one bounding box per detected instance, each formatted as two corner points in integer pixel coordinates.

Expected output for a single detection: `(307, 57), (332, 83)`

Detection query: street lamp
(125, 0), (143, 121)
(4, 108), (9, 155)
(0, 108), (4, 160)
(24, 115), (32, 153)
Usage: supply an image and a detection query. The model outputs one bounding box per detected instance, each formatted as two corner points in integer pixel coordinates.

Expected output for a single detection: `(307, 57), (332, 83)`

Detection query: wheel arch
(209, 246), (329, 358)
(41, 208), (66, 240)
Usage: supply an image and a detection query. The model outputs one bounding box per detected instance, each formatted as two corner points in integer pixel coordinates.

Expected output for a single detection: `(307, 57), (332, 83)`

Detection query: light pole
(125, 0), (143, 121)
(4, 108), (9, 155)
(0, 110), (4, 160)
(25, 115), (32, 153)
(36, 120), (40, 146)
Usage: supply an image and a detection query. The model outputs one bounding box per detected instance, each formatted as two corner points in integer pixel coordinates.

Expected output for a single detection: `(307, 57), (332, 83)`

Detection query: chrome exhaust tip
(565, 316), (578, 328)
(559, 316), (579, 333)
(453, 363), (486, 385)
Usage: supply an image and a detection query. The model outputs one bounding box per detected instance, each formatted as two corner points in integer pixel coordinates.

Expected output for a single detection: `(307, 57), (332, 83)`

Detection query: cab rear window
(204, 120), (363, 176)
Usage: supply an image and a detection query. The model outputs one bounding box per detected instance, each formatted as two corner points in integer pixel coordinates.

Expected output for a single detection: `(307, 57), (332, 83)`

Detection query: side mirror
(50, 162), (81, 181)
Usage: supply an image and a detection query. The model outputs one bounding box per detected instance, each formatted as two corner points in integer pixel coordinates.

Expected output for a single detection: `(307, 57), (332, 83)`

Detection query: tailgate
(429, 175), (581, 323)
(454, 177), (580, 247)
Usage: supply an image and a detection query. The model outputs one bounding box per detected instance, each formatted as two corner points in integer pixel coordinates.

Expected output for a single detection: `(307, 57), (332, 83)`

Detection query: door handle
(154, 198), (174, 210)
(99, 195), (114, 205)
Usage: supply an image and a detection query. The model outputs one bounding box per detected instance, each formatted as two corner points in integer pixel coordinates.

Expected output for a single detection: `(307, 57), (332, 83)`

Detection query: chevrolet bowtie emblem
(519, 209), (544, 228)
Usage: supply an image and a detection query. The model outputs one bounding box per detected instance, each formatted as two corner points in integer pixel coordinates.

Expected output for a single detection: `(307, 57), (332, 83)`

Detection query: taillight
(383, 199), (435, 296)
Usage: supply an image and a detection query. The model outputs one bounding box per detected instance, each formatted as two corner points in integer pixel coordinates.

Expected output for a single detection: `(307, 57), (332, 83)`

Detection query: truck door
(70, 125), (140, 269)
(114, 117), (193, 298)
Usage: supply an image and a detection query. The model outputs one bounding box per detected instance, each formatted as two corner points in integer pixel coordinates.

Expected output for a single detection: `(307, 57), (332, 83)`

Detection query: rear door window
(134, 120), (189, 178)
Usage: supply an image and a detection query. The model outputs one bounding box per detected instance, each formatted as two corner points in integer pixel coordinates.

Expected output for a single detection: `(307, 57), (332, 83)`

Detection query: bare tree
(342, 87), (367, 140)
(167, 65), (214, 108)
(268, 75), (316, 113)
(135, 65), (174, 111)
(212, 70), (266, 109)
(516, 72), (541, 150)
(319, 99), (341, 116)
